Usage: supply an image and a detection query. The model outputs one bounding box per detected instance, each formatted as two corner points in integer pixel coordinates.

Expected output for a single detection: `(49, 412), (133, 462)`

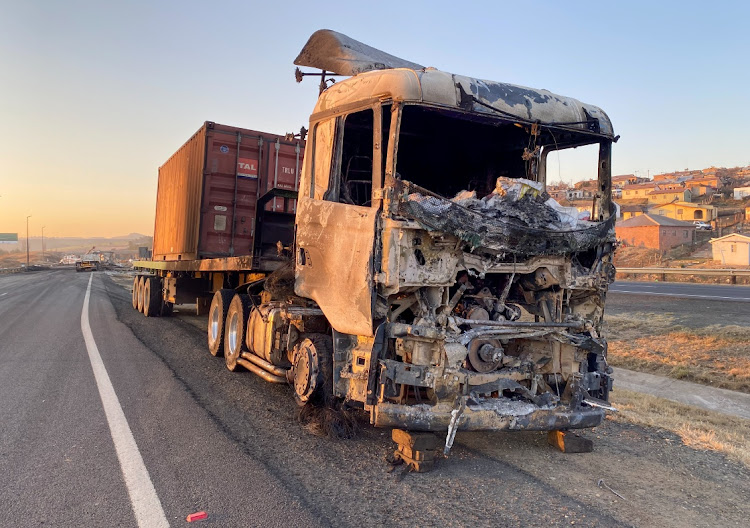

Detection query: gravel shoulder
(105, 271), (750, 528)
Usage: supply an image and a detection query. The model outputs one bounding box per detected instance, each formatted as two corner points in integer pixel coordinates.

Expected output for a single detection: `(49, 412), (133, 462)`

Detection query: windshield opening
(394, 105), (604, 201)
(395, 105), (530, 199)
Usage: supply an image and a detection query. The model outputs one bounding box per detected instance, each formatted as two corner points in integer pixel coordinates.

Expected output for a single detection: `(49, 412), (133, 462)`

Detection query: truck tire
(132, 276), (140, 310)
(208, 289), (235, 357)
(143, 277), (162, 317)
(224, 294), (252, 372)
(136, 276), (146, 313)
(291, 334), (333, 407)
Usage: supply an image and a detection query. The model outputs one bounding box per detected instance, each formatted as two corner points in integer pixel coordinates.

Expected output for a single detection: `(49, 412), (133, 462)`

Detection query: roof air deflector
(295, 29), (424, 76)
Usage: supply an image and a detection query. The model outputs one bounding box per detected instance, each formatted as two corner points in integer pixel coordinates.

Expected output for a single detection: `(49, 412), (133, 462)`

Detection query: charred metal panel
(373, 401), (604, 432)
(454, 76), (615, 139)
(295, 198), (378, 336)
(380, 220), (462, 293)
(295, 29), (424, 76)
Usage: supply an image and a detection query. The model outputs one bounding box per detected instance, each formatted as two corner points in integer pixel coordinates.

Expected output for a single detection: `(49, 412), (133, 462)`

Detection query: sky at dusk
(1, 0), (748, 238)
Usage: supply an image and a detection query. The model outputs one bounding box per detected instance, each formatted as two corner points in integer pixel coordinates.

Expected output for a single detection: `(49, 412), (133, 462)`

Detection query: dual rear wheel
(132, 275), (169, 317)
(206, 289), (333, 407)
(223, 294), (252, 372)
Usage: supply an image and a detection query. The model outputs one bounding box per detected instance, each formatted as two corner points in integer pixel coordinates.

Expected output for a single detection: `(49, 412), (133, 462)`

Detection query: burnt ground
(103, 274), (749, 528)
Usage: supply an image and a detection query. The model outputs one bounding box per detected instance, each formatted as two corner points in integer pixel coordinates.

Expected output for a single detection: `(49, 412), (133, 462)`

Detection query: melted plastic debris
(400, 178), (616, 255)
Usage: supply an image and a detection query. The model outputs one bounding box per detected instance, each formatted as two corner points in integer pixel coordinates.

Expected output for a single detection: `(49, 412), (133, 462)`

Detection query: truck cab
(292, 32), (616, 437)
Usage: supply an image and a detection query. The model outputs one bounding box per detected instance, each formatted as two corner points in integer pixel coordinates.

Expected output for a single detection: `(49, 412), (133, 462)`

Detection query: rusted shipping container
(153, 122), (304, 263)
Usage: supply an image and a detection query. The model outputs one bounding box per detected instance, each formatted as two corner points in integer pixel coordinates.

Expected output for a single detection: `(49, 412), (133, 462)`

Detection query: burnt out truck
(133, 30), (617, 455)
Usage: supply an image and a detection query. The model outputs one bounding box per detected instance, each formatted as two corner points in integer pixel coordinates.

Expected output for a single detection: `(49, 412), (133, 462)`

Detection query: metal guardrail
(617, 267), (750, 276)
(617, 267), (750, 283)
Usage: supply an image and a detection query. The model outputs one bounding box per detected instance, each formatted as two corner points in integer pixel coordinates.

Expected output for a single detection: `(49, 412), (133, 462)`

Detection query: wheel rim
(293, 340), (319, 403)
(210, 305), (220, 343)
(138, 280), (144, 308)
(227, 311), (238, 354)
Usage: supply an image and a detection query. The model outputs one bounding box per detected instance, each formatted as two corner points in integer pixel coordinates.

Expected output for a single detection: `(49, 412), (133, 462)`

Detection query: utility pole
(42, 226), (46, 262)
(26, 215), (32, 269)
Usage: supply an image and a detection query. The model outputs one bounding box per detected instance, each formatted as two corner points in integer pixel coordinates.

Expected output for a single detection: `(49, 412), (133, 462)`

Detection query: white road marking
(610, 289), (750, 302)
(81, 274), (169, 527)
(0, 292), (7, 296)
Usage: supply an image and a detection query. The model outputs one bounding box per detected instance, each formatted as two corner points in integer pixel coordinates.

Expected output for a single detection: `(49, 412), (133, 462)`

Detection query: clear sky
(1, 0), (748, 237)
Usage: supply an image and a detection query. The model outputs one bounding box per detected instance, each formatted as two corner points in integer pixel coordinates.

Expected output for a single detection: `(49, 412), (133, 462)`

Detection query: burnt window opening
(395, 105), (530, 198)
(382, 103), (392, 179)
(338, 109), (374, 206)
(310, 118), (336, 200)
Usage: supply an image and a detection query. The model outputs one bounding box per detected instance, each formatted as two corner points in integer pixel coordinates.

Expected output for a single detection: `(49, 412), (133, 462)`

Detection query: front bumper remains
(373, 399), (604, 432)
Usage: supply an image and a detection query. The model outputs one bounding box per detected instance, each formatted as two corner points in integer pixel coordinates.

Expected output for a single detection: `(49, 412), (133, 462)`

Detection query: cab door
(295, 109), (381, 337)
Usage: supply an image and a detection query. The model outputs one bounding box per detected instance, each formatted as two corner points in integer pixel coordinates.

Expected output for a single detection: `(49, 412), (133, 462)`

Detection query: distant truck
(134, 30), (617, 455)
(76, 249), (102, 272)
(77, 248), (115, 272)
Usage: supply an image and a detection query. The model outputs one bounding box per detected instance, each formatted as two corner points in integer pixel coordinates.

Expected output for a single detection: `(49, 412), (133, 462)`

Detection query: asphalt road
(0, 270), (320, 527)
(610, 279), (750, 302)
(2, 269), (749, 528)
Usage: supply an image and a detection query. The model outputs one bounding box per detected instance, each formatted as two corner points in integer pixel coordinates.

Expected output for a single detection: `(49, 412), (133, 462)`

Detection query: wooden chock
(392, 429), (440, 472)
(548, 430), (593, 453)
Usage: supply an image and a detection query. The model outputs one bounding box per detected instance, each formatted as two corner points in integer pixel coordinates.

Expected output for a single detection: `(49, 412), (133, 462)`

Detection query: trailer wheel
(224, 294), (252, 372)
(132, 276), (140, 310)
(136, 276), (146, 313)
(143, 277), (162, 317)
(208, 289), (235, 357)
(291, 335), (333, 407)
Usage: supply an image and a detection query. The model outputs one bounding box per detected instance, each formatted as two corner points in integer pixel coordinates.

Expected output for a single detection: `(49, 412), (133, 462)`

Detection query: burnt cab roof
(299, 30), (615, 141)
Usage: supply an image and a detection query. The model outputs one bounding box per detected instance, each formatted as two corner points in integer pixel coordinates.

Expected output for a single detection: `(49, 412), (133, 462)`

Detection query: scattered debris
(186, 511), (208, 522)
(597, 479), (626, 500)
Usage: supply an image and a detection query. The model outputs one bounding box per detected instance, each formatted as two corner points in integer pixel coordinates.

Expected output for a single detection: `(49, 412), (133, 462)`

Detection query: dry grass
(610, 389), (750, 468)
(604, 315), (750, 393)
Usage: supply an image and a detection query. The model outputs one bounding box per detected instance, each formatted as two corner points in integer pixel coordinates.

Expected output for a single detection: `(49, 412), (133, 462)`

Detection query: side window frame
(308, 117), (338, 200)
(326, 105), (383, 207)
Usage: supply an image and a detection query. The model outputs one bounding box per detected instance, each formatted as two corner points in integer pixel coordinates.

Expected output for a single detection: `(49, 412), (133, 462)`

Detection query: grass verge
(605, 314), (750, 394)
(609, 389), (750, 468)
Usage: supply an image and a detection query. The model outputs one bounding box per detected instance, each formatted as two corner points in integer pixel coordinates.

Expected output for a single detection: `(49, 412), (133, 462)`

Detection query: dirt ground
(105, 271), (750, 528)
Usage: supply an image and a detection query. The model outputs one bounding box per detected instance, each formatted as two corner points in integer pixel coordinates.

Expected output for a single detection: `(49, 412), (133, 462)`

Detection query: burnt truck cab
(292, 31), (616, 439)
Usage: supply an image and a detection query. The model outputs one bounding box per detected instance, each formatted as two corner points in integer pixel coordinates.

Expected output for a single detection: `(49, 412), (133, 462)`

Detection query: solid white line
(610, 289), (750, 301)
(81, 274), (169, 527)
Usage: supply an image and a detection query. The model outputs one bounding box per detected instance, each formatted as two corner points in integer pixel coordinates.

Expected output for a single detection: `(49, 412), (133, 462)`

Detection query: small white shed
(710, 233), (750, 265)
(733, 186), (750, 199)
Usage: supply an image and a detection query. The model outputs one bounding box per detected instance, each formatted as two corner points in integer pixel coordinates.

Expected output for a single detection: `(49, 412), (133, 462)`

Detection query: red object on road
(186, 511), (208, 522)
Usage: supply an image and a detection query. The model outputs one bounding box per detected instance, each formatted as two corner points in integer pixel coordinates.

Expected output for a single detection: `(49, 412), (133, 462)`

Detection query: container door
(199, 129), (263, 257)
(263, 139), (303, 213)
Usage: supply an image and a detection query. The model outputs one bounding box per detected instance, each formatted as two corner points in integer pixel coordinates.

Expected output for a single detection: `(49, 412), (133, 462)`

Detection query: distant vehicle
(693, 221), (712, 231)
